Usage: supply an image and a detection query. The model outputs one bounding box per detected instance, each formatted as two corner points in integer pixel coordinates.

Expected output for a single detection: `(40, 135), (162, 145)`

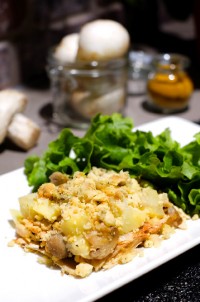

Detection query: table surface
(1, 85), (200, 301)
(1, 86), (200, 175)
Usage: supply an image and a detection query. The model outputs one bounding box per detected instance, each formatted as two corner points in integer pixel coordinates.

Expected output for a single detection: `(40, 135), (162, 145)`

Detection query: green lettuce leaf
(24, 113), (200, 216)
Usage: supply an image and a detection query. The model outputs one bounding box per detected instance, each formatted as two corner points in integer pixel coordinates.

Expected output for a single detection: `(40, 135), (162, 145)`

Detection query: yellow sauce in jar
(147, 55), (194, 112)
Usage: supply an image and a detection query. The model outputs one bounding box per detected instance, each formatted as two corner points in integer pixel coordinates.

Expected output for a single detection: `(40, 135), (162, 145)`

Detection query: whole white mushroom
(76, 19), (130, 61)
(54, 33), (79, 63)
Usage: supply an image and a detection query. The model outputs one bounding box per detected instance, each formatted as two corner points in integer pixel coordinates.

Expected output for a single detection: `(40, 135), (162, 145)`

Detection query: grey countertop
(1, 86), (200, 175)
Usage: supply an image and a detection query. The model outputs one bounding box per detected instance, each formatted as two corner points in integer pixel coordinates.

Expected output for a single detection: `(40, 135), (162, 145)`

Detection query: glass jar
(128, 51), (153, 95)
(47, 50), (128, 129)
(146, 53), (194, 113)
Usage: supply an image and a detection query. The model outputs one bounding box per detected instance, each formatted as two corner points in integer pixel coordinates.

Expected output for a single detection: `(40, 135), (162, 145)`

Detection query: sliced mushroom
(49, 172), (69, 186)
(45, 233), (68, 260)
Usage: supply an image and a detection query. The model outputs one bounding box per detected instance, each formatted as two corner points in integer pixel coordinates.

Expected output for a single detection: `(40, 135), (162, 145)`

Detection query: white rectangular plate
(1, 116), (200, 302)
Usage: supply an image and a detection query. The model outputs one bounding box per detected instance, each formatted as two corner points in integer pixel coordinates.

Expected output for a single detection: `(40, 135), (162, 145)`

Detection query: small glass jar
(128, 51), (153, 95)
(47, 50), (128, 129)
(146, 53), (194, 113)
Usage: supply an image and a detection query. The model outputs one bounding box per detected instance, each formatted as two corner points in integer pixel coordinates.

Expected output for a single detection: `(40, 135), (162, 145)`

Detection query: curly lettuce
(24, 113), (200, 216)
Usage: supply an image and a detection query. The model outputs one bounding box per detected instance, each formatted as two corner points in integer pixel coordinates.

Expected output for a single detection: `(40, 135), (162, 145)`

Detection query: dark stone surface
(96, 244), (200, 302)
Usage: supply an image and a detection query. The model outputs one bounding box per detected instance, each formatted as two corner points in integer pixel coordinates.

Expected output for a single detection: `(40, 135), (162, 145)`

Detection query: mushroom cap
(54, 33), (79, 63)
(77, 19), (130, 61)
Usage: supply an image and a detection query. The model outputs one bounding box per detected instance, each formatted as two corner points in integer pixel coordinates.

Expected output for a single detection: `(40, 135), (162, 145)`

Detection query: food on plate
(54, 33), (79, 63)
(76, 19), (130, 61)
(24, 113), (200, 217)
(7, 113), (41, 151)
(0, 88), (41, 150)
(11, 167), (186, 278)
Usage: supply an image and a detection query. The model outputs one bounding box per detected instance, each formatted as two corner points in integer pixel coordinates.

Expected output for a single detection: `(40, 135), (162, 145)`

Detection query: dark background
(0, 0), (199, 89)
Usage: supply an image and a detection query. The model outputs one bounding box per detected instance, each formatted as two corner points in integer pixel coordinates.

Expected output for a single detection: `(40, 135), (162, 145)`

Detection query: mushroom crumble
(11, 167), (186, 278)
